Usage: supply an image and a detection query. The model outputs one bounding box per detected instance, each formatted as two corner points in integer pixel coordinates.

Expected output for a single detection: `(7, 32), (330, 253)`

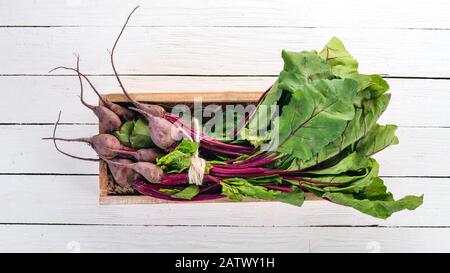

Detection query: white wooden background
(1, 0), (449, 253)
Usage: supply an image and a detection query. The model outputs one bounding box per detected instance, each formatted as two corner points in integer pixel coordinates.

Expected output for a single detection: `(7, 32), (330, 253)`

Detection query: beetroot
(130, 107), (183, 150)
(108, 158), (141, 187)
(50, 64), (135, 121)
(73, 57), (122, 133)
(43, 113), (123, 160)
(42, 111), (100, 161)
(103, 158), (164, 184)
(109, 148), (162, 162)
(44, 134), (122, 159)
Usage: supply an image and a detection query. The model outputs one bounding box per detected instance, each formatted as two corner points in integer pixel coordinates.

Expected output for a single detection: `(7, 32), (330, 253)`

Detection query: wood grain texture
(1, 0), (449, 29)
(0, 176), (437, 226)
(103, 91), (262, 103)
(1, 27), (450, 77)
(1, 225), (449, 253)
(1, 77), (448, 127)
(12, 125), (450, 176)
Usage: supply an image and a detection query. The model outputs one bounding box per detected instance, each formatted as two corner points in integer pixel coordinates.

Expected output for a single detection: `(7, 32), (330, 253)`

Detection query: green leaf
(315, 158), (380, 193)
(365, 74), (389, 98)
(323, 177), (424, 219)
(221, 178), (246, 201)
(319, 37), (359, 79)
(242, 81), (282, 142)
(319, 36), (372, 92)
(221, 178), (305, 206)
(113, 120), (134, 147)
(156, 140), (199, 173)
(171, 185), (200, 200)
(159, 188), (181, 195)
(275, 188), (305, 206)
(279, 50), (333, 91)
(320, 93), (391, 158)
(356, 124), (399, 156)
(246, 175), (282, 184)
(289, 155), (379, 192)
(243, 51), (334, 140)
(354, 74), (389, 106)
(356, 177), (393, 201)
(174, 139), (199, 154)
(206, 109), (248, 140)
(281, 91), (391, 170)
(265, 78), (358, 161)
(305, 152), (371, 176)
(129, 118), (154, 149)
(324, 192), (423, 219)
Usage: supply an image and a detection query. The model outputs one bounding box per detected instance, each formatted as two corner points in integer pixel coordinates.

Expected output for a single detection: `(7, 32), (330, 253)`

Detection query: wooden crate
(99, 91), (318, 204)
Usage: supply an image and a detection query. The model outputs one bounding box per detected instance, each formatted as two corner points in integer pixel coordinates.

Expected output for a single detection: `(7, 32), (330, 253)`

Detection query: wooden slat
(8, 124), (450, 176)
(1, 27), (450, 77)
(1, 0), (449, 29)
(1, 225), (449, 252)
(0, 176), (436, 226)
(103, 91), (262, 103)
(0, 76), (448, 127)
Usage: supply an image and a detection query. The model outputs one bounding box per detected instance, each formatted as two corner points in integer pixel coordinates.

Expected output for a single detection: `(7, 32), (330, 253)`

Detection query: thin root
(43, 111), (99, 161)
(109, 6), (140, 107)
(48, 66), (108, 105)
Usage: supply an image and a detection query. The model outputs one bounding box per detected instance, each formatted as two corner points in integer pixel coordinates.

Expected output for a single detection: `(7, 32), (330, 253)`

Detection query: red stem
(265, 185), (294, 192)
(230, 85), (272, 139)
(210, 166), (290, 178)
(200, 143), (247, 157)
(165, 113), (253, 152)
(133, 179), (224, 201)
(216, 155), (279, 169)
(160, 173), (222, 185)
(286, 177), (341, 185)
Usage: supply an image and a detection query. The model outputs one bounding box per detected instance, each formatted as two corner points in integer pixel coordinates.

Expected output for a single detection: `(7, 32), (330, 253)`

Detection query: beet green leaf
(323, 178), (423, 219)
(265, 78), (358, 161)
(356, 124), (399, 156)
(221, 178), (304, 206)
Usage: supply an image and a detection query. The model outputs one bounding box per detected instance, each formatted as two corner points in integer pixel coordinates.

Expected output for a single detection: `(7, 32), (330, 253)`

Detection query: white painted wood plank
(5, 124), (448, 176)
(0, 225), (448, 252)
(1, 77), (449, 127)
(378, 79), (450, 128)
(0, 76), (273, 124)
(1, 0), (449, 29)
(0, 176), (436, 226)
(1, 27), (449, 77)
(370, 127), (450, 177)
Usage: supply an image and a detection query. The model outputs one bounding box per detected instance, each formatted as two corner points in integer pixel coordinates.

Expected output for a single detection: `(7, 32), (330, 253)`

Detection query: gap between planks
(2, 74), (450, 80)
(0, 223), (449, 229)
(2, 25), (450, 30)
(1, 123), (447, 129)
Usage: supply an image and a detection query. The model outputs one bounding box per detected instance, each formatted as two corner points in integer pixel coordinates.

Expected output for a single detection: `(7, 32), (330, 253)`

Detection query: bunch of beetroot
(43, 6), (424, 219)
(42, 6), (258, 201)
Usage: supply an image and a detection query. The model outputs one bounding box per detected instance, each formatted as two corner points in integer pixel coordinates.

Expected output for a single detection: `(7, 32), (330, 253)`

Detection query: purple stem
(265, 185), (294, 192)
(210, 166), (289, 178)
(165, 113), (253, 152)
(286, 177), (341, 185)
(120, 145), (138, 152)
(230, 85), (272, 139)
(133, 180), (224, 201)
(200, 143), (247, 157)
(160, 173), (222, 185)
(216, 155), (279, 169)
